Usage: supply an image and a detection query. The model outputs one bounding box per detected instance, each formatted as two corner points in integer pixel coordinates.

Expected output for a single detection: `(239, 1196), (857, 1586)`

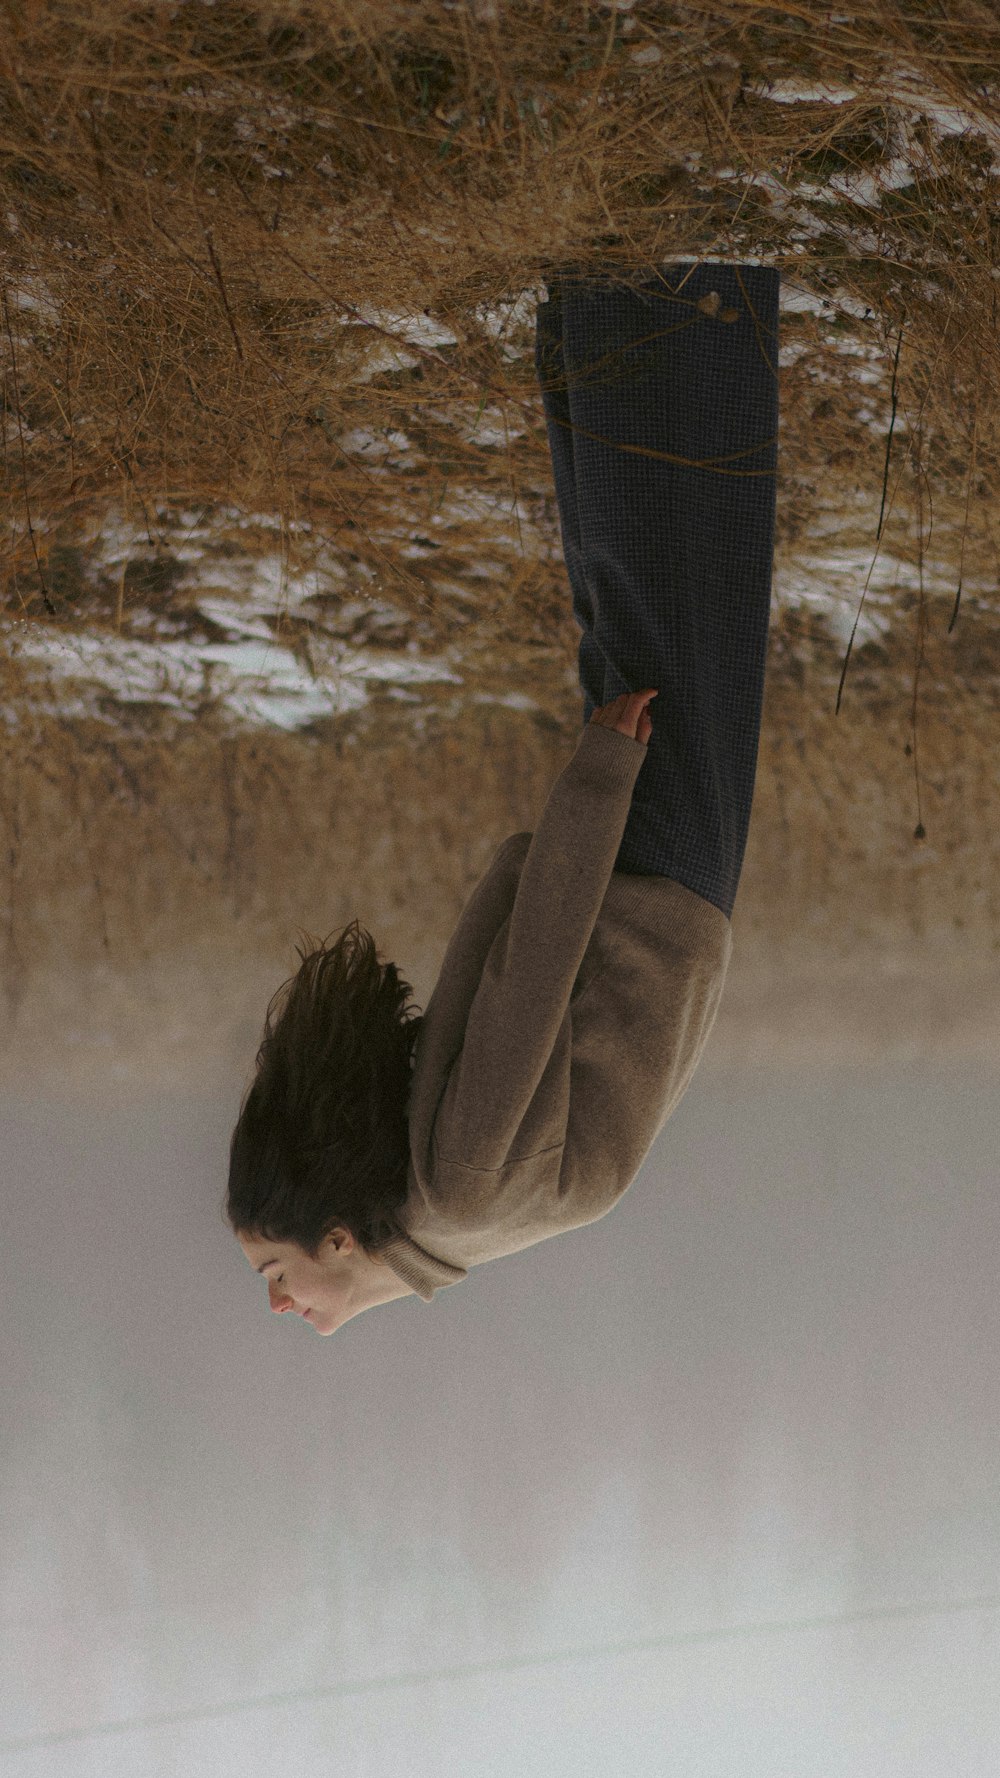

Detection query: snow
(9, 610), (465, 733)
(5, 60), (996, 734)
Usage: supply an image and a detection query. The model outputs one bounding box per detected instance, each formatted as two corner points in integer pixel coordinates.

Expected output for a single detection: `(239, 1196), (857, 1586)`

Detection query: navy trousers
(535, 262), (780, 921)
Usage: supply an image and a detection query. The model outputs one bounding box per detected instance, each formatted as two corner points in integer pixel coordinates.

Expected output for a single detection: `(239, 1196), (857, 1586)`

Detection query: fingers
(589, 689), (658, 738)
(629, 689), (658, 719)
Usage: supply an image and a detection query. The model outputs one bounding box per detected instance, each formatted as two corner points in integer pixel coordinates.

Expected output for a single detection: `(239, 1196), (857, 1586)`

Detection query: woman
(226, 260), (781, 1335)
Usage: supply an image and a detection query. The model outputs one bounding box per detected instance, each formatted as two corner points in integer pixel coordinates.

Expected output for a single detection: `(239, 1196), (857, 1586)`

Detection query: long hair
(224, 920), (424, 1258)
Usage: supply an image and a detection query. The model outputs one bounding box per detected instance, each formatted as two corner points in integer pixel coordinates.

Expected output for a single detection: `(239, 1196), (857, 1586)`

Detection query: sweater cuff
(572, 720), (648, 794)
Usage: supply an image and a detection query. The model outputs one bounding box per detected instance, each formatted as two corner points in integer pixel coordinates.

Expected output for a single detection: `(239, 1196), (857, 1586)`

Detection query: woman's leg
(534, 261), (780, 921)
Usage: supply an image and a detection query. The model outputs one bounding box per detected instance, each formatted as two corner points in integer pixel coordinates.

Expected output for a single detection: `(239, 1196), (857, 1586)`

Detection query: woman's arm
(429, 715), (652, 1173)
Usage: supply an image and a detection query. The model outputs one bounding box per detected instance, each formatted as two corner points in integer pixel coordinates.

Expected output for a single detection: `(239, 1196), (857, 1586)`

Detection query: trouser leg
(534, 261), (780, 920)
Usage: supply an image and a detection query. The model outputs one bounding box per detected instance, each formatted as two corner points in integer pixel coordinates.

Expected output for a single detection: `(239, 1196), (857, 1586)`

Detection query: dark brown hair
(224, 920), (424, 1258)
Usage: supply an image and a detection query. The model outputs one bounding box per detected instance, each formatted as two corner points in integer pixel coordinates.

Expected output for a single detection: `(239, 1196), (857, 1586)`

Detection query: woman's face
(236, 1229), (361, 1335)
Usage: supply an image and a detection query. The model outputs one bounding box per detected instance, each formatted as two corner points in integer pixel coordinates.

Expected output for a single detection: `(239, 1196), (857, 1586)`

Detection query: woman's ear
(321, 1227), (354, 1257)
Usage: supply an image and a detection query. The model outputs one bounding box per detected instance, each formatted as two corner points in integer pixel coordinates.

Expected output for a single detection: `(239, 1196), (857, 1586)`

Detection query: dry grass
(1, 0), (998, 650)
(2, 0), (1000, 1035)
(4, 637), (1000, 1074)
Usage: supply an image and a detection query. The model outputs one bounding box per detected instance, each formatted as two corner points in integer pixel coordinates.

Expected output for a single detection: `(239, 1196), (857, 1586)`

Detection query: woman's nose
(270, 1293), (292, 1313)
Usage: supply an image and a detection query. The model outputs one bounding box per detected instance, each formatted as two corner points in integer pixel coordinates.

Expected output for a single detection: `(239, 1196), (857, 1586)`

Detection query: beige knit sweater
(380, 721), (732, 1301)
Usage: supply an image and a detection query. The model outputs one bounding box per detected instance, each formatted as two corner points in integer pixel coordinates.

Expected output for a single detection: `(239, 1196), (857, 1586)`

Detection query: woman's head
(224, 919), (424, 1270)
(235, 1224), (415, 1335)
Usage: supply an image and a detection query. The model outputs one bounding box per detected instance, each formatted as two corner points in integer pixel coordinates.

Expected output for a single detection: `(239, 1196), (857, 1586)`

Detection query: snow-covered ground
(6, 282), (970, 734)
(4, 66), (996, 732)
(8, 486), (984, 732)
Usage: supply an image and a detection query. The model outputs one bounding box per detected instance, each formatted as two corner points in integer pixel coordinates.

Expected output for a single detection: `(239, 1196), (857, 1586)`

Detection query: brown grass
(2, 0), (1000, 1041)
(1, 0), (998, 643)
(4, 634), (1000, 1077)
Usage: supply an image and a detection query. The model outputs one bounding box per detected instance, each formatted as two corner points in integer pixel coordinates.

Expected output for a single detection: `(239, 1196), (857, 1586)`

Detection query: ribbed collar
(379, 1229), (468, 1302)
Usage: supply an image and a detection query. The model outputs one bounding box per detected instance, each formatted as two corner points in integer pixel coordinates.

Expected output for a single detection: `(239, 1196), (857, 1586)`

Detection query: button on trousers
(535, 262), (780, 920)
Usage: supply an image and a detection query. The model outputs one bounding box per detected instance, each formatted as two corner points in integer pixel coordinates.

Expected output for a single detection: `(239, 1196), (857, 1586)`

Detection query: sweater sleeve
(430, 721), (648, 1170)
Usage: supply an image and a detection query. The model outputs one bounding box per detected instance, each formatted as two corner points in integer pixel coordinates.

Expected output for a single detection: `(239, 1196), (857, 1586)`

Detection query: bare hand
(589, 689), (658, 747)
